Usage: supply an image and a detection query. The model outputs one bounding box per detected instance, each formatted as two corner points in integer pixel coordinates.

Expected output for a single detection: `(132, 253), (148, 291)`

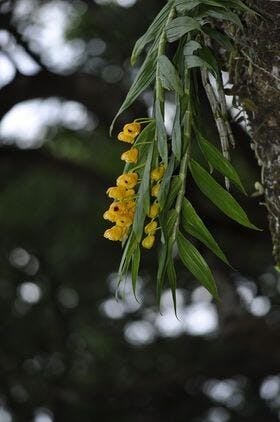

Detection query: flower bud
(151, 183), (160, 198)
(151, 165), (165, 181)
(142, 235), (155, 249)
(148, 202), (160, 219)
(144, 220), (158, 235)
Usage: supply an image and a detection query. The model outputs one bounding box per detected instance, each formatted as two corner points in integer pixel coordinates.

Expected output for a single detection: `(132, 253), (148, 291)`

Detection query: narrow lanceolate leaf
(155, 99), (168, 165)
(158, 55), (183, 96)
(184, 46), (218, 77)
(172, 98), (182, 160)
(203, 27), (233, 51)
(200, 6), (243, 29)
(175, 0), (201, 14)
(201, 0), (228, 8)
(131, 2), (172, 65)
(164, 208), (178, 239)
(183, 40), (202, 56)
(184, 55), (216, 76)
(156, 243), (168, 306)
(181, 197), (229, 265)
(189, 160), (259, 229)
(165, 176), (182, 210)
(110, 48), (157, 133)
(166, 258), (177, 315)
(166, 16), (201, 43)
(197, 134), (246, 194)
(198, 47), (219, 78)
(131, 245), (141, 298)
(133, 145), (153, 240)
(177, 231), (219, 298)
(158, 155), (175, 209)
(118, 232), (137, 280)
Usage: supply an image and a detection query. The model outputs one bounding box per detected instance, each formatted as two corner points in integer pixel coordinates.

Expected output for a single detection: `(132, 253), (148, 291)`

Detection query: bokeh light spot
(18, 282), (41, 304)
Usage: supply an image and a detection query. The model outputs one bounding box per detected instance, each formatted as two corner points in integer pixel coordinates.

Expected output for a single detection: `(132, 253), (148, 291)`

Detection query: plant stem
(171, 72), (192, 244)
(155, 6), (176, 107)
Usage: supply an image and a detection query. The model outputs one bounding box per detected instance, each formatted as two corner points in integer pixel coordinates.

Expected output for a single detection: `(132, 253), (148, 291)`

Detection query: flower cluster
(103, 121), (141, 241)
(141, 164), (165, 249)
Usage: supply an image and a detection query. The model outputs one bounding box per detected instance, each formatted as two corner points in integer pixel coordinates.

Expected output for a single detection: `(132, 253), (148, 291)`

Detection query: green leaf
(175, 0), (201, 14)
(133, 145), (153, 240)
(156, 243), (168, 306)
(183, 40), (202, 56)
(198, 47), (219, 77)
(165, 176), (182, 210)
(131, 2), (172, 65)
(201, 6), (243, 28)
(203, 27), (233, 51)
(171, 98), (182, 160)
(184, 55), (214, 74)
(155, 99), (168, 165)
(163, 208), (178, 239)
(118, 232), (137, 280)
(197, 134), (246, 194)
(131, 245), (141, 298)
(158, 155), (175, 209)
(177, 231), (219, 298)
(110, 47), (157, 133)
(166, 258), (177, 315)
(189, 160), (259, 229)
(181, 197), (229, 265)
(158, 55), (183, 95)
(202, 0), (228, 8)
(184, 46), (218, 77)
(166, 16), (201, 43)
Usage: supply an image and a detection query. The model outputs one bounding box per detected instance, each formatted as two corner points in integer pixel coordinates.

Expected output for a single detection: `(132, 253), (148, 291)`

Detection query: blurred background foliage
(0, 0), (280, 421)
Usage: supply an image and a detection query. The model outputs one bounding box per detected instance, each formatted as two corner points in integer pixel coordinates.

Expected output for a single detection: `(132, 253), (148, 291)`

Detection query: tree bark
(231, 1), (280, 266)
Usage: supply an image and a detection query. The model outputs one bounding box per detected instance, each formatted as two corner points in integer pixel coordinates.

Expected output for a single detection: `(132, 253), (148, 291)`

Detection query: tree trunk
(231, 1), (280, 266)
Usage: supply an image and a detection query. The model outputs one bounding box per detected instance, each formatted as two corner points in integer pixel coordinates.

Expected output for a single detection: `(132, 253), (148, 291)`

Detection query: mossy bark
(230, 1), (280, 266)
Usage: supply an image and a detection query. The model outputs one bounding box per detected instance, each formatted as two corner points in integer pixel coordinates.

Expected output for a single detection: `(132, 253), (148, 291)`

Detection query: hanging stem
(171, 71), (192, 245)
(155, 6), (176, 108)
(201, 68), (231, 190)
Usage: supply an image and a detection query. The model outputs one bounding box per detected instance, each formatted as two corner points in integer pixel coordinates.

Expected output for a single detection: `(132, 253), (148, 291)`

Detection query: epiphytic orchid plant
(103, 0), (258, 310)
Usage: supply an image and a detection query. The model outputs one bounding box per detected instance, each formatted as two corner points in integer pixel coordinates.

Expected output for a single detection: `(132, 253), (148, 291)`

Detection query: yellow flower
(103, 210), (116, 222)
(148, 202), (160, 219)
(151, 183), (160, 198)
(117, 173), (138, 189)
(142, 235), (155, 249)
(107, 186), (127, 200)
(104, 225), (125, 241)
(104, 203), (124, 223)
(106, 186), (135, 200)
(117, 131), (135, 144)
(124, 189), (135, 199)
(123, 121), (141, 137)
(126, 200), (136, 212)
(121, 148), (139, 164)
(151, 165), (165, 182)
(144, 220), (158, 235)
(109, 201), (127, 214)
(116, 214), (133, 227)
